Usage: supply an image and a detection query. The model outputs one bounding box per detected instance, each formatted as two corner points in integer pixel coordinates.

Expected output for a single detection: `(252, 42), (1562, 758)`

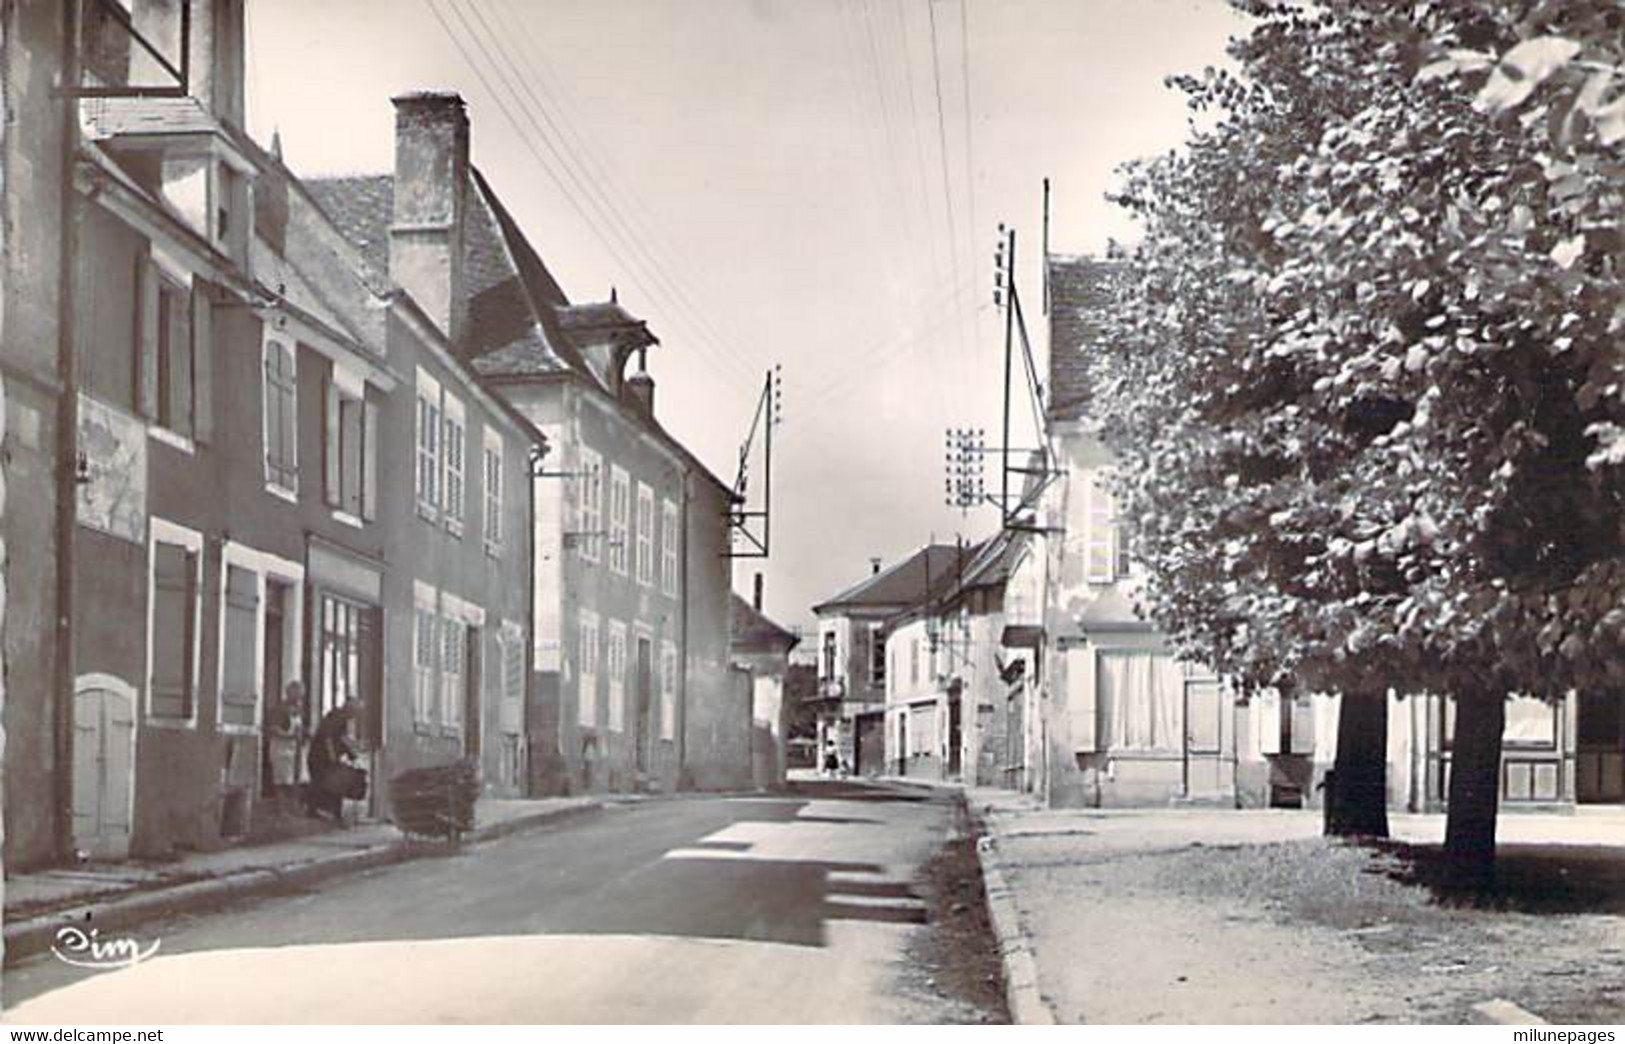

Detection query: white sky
(244, 0), (1245, 633)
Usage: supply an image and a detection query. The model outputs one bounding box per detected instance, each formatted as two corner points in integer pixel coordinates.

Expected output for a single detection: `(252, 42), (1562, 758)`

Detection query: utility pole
(996, 224), (1015, 526)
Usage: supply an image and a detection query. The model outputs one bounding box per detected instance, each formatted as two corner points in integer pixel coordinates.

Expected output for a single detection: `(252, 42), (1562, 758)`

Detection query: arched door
(72, 674), (137, 860)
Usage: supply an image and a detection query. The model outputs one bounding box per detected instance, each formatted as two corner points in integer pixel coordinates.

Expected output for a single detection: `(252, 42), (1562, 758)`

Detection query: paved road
(5, 779), (960, 1023)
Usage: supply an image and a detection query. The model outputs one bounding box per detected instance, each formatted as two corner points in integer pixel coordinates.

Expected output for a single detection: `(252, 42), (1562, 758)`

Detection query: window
(149, 534), (200, 720)
(577, 610), (600, 727)
(910, 638), (920, 686)
(1085, 476), (1116, 583)
(316, 593), (366, 721)
(441, 616), (465, 729)
(870, 624), (886, 687)
(219, 565), (260, 730)
(822, 630), (837, 680)
(483, 430), (504, 555)
(262, 336), (297, 494)
(660, 640), (678, 740)
(660, 499), (679, 596)
(606, 622), (627, 732)
(635, 484), (655, 586)
(578, 447), (603, 563)
(416, 370), (442, 518)
(137, 262), (212, 444)
(1097, 650), (1185, 752)
(609, 466), (630, 575)
(443, 395), (466, 535)
(326, 367), (377, 522)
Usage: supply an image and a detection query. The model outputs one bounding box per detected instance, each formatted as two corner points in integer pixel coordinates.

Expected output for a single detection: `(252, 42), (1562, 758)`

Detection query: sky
(243, 0), (1246, 635)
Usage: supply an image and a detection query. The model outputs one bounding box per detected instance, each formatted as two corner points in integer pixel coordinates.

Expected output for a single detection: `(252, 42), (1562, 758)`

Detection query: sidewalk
(3, 795), (603, 966)
(963, 787), (1625, 1025)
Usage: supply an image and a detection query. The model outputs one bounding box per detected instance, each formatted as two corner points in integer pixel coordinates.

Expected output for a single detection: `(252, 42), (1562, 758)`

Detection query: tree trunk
(1443, 693), (1505, 891)
(1326, 689), (1389, 838)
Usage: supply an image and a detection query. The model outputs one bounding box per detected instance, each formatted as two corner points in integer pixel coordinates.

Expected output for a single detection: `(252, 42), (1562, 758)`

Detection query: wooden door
(72, 675), (136, 860)
(1183, 677), (1225, 798)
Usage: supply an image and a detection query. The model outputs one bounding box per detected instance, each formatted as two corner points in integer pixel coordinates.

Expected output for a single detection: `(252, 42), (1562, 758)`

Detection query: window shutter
(221, 566), (259, 727)
(191, 287), (214, 443)
(166, 286), (194, 436)
(361, 399), (379, 521)
(341, 398), (363, 516)
(1256, 691), (1283, 755)
(152, 544), (194, 718)
(136, 259), (160, 420)
(1066, 646), (1098, 752)
(323, 377), (341, 507)
(279, 358), (298, 485)
(263, 348), (282, 481)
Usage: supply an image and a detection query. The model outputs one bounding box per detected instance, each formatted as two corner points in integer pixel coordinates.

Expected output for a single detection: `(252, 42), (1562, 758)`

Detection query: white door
(72, 674), (136, 860)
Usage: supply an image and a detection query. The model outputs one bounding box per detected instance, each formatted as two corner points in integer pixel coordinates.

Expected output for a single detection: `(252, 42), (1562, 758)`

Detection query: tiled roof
(302, 170), (579, 377)
(730, 595), (800, 651)
(1047, 255), (1121, 421)
(813, 544), (969, 614)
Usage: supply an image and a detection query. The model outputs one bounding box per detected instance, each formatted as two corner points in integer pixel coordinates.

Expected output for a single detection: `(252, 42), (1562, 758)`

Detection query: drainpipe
(52, 0), (82, 863)
(676, 468), (690, 787)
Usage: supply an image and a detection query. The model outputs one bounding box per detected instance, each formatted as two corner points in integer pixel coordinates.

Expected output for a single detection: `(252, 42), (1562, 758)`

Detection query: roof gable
(813, 544), (969, 615)
(1047, 255), (1121, 421)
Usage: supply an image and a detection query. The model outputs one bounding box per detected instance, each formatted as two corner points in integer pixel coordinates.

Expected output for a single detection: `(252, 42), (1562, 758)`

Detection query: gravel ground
(993, 817), (1625, 1024)
(895, 799), (1011, 1024)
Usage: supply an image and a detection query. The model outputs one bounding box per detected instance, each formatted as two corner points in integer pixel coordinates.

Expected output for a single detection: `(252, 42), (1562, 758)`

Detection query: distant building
(811, 545), (962, 777)
(729, 585), (800, 790)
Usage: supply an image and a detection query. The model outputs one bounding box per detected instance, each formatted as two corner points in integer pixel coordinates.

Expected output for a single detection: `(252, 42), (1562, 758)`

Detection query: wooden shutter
(341, 398), (363, 516)
(361, 399), (379, 521)
(191, 287), (214, 444)
(1067, 646), (1099, 752)
(136, 258), (160, 420)
(221, 566), (259, 728)
(151, 544), (194, 718)
(279, 347), (298, 487)
(323, 377), (341, 506)
(165, 285), (193, 436)
(263, 347), (282, 482)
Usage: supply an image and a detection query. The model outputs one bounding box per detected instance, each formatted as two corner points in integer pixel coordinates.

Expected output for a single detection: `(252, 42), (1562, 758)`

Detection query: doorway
(1577, 689), (1624, 803)
(72, 674), (136, 860)
(635, 637), (653, 776)
(1183, 676), (1225, 799)
(464, 625), (483, 764)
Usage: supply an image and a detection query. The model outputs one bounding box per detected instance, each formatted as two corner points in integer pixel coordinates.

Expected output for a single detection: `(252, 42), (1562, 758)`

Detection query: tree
(1086, 0), (1625, 882)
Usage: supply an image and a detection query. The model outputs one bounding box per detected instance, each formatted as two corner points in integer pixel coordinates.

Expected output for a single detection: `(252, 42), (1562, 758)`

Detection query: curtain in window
(1098, 651), (1183, 751)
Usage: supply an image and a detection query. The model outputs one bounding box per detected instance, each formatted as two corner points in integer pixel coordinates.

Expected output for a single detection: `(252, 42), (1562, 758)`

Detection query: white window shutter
(1067, 646), (1098, 752)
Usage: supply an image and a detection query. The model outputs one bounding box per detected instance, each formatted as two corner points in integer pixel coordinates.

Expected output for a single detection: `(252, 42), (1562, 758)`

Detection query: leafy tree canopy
(1087, 0), (1625, 703)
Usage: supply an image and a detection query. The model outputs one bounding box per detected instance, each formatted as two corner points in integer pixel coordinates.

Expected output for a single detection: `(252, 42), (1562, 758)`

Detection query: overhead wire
(427, 0), (759, 392)
(487, 0), (767, 387)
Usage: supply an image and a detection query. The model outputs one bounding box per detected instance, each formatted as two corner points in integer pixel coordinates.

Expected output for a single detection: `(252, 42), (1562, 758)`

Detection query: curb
(968, 802), (1057, 1026)
(3, 801), (604, 967)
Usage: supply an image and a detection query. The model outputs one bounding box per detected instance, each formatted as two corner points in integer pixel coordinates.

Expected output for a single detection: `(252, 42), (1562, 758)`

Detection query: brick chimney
(132, 0), (247, 126)
(626, 347), (655, 415)
(389, 91), (469, 345)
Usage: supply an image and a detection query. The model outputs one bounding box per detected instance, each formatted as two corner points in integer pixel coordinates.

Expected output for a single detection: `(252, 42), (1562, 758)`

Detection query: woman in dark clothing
(305, 697), (359, 821)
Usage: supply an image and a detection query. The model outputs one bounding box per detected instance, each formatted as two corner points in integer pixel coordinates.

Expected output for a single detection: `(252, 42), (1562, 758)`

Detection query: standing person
(823, 737), (840, 779)
(264, 680), (304, 799)
(305, 696), (360, 822)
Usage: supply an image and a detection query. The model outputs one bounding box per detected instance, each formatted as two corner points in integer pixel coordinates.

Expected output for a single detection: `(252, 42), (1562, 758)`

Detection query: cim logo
(51, 925), (161, 970)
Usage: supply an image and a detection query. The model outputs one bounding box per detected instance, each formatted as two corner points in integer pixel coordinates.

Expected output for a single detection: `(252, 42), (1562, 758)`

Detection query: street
(4, 780), (995, 1024)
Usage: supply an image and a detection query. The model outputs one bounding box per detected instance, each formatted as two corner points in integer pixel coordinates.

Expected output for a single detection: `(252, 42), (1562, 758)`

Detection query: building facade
(307, 91), (746, 798)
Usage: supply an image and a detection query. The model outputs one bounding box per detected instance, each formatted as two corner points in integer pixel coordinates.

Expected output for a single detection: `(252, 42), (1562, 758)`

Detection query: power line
(427, 0), (758, 392)
(926, 0), (976, 420)
(454, 0), (759, 389)
(487, 0), (765, 386)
